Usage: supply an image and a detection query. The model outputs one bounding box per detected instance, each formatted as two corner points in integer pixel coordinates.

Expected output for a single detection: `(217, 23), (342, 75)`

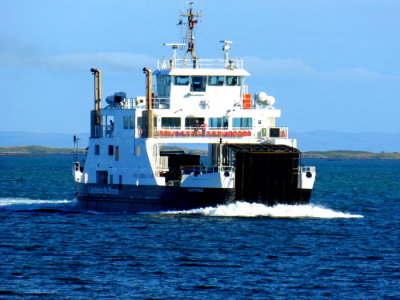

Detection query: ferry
(73, 4), (316, 212)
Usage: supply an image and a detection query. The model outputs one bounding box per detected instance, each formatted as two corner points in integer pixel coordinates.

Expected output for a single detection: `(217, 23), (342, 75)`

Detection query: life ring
(280, 130), (287, 138)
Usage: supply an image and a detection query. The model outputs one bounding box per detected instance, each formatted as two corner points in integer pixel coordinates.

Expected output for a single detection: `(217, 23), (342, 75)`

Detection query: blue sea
(0, 155), (399, 299)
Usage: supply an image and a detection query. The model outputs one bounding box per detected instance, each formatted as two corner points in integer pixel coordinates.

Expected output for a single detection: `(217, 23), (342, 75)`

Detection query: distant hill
(0, 130), (399, 152)
(0, 131), (89, 148)
(302, 150), (400, 160)
(291, 130), (400, 152)
(1, 146), (399, 159)
(0, 145), (87, 156)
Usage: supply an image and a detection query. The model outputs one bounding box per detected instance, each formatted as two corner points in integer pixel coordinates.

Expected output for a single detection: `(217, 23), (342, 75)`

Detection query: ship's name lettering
(88, 186), (119, 195)
(188, 188), (204, 192)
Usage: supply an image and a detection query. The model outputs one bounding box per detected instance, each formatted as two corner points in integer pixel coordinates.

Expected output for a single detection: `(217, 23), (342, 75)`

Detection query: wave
(163, 201), (364, 219)
(0, 198), (364, 218)
(0, 198), (77, 212)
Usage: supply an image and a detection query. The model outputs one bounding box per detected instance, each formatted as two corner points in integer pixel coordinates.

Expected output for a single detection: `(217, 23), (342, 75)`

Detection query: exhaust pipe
(90, 68), (102, 137)
(143, 68), (154, 138)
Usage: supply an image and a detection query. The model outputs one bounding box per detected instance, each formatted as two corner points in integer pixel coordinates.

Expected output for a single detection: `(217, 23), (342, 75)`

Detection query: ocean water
(0, 155), (399, 299)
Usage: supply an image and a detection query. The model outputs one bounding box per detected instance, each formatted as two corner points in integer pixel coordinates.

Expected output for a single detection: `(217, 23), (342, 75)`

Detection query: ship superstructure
(73, 4), (316, 212)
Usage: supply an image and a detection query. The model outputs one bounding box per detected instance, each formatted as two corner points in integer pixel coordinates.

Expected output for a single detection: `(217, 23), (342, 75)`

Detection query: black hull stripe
(76, 183), (311, 213)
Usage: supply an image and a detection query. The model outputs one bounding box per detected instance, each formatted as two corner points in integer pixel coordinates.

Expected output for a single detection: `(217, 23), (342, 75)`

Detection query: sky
(1, 0), (399, 134)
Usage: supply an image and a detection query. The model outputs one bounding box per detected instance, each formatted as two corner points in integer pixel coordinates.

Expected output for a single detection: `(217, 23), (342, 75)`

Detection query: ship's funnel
(143, 68), (154, 138)
(90, 68), (102, 137)
(91, 68), (102, 113)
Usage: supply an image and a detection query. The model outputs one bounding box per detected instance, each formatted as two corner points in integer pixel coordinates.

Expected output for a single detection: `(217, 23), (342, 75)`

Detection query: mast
(179, 1), (201, 68)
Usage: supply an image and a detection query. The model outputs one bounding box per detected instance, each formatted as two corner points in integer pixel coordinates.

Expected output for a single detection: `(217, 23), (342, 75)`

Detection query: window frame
(174, 76), (190, 86)
(208, 76), (224, 86)
(190, 76), (207, 92)
(185, 117), (205, 129)
(123, 116), (134, 129)
(208, 117), (229, 129)
(226, 76), (241, 86)
(108, 145), (114, 156)
(161, 117), (181, 129)
(232, 117), (252, 129)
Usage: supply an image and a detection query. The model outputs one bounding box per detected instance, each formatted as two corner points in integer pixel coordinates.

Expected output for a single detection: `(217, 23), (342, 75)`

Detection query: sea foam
(0, 198), (75, 212)
(163, 201), (364, 219)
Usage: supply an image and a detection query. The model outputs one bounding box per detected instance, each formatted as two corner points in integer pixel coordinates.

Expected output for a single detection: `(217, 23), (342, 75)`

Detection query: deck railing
(93, 124), (288, 140)
(182, 165), (235, 175)
(156, 128), (252, 138)
(153, 126), (289, 139)
(94, 125), (114, 138)
(158, 58), (244, 70)
(152, 97), (171, 109)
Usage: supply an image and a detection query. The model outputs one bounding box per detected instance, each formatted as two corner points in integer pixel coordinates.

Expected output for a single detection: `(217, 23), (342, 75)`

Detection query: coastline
(1, 146), (399, 160)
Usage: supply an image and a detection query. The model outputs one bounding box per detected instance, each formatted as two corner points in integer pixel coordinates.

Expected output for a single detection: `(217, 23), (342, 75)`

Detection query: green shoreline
(1, 145), (399, 159)
(0, 146), (85, 156)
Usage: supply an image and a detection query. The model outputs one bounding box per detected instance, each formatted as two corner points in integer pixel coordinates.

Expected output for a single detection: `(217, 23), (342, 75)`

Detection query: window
(208, 76), (224, 86)
(208, 117), (228, 129)
(226, 76), (241, 86)
(123, 116), (134, 129)
(191, 76), (206, 92)
(108, 145), (114, 156)
(233, 118), (252, 129)
(157, 76), (171, 97)
(161, 117), (181, 128)
(96, 171), (108, 184)
(185, 117), (205, 129)
(115, 146), (120, 161)
(157, 75), (171, 86)
(269, 128), (280, 138)
(94, 144), (100, 155)
(135, 145), (141, 156)
(174, 76), (189, 85)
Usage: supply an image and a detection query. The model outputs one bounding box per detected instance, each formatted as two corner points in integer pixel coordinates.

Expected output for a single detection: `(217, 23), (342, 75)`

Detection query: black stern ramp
(231, 144), (310, 206)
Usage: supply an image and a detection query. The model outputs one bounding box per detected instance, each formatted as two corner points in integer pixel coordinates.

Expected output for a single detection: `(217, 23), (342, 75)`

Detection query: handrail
(94, 125), (114, 138)
(158, 58), (244, 69)
(154, 126), (289, 139)
(181, 165), (235, 175)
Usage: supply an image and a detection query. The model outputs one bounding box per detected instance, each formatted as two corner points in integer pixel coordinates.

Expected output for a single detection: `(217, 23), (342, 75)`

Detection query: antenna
(163, 43), (186, 68)
(73, 135), (81, 162)
(220, 40), (233, 68)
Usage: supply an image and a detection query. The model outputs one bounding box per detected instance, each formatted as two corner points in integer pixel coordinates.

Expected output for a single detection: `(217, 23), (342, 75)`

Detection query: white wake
(0, 198), (76, 211)
(163, 201), (364, 219)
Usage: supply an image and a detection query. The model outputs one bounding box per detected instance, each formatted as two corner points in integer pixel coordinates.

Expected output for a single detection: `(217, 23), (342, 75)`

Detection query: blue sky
(1, 0), (399, 134)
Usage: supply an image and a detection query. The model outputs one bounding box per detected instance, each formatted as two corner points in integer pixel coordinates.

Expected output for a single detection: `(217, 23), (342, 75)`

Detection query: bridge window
(94, 144), (100, 155)
(191, 76), (206, 92)
(233, 117), (252, 129)
(158, 75), (171, 86)
(226, 76), (241, 86)
(208, 117), (228, 129)
(161, 117), (181, 128)
(208, 76), (224, 86)
(123, 116), (134, 129)
(174, 76), (189, 85)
